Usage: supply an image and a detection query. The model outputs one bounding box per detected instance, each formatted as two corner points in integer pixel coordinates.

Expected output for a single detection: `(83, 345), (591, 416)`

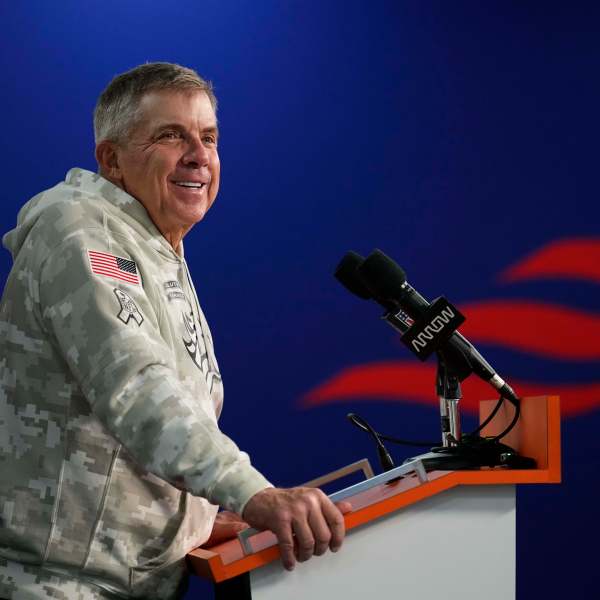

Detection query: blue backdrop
(1, 2), (598, 598)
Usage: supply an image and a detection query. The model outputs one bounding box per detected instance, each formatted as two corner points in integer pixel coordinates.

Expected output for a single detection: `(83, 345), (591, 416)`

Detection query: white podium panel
(251, 485), (515, 600)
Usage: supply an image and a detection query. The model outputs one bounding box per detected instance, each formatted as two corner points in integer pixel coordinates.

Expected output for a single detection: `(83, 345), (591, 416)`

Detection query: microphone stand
(383, 307), (531, 471)
(405, 349), (523, 471)
(403, 351), (487, 471)
(437, 359), (462, 449)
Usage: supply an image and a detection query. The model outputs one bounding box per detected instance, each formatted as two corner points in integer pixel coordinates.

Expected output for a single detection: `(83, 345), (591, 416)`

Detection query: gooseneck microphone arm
(346, 413), (396, 472)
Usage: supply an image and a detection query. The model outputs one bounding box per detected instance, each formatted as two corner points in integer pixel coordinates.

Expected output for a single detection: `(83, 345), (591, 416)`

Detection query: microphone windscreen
(334, 251), (372, 299)
(357, 249), (407, 299)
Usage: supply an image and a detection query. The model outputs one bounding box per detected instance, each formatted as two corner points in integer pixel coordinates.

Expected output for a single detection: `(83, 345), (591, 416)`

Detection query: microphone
(346, 413), (396, 473)
(335, 249), (519, 405)
(334, 251), (373, 301)
(334, 251), (413, 334)
(356, 249), (519, 404)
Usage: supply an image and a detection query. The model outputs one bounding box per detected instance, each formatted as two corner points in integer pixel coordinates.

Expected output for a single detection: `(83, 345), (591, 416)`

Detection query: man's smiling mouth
(173, 181), (206, 189)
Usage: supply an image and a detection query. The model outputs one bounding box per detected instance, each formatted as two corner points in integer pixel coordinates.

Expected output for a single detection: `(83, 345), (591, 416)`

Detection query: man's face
(112, 89), (220, 243)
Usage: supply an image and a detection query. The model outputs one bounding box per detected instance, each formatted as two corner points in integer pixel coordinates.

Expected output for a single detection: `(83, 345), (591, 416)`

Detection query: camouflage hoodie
(0, 168), (271, 598)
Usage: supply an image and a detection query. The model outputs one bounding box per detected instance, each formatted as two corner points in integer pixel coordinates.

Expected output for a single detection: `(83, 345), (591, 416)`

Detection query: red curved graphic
(304, 237), (600, 418)
(499, 238), (600, 284)
(303, 361), (600, 417)
(456, 301), (600, 360)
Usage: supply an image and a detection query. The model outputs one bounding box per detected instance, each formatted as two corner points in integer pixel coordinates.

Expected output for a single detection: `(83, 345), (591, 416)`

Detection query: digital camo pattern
(0, 557), (123, 599)
(0, 169), (271, 598)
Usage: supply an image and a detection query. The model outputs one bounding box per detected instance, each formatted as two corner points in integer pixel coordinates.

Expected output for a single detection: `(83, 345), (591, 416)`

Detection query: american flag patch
(87, 250), (140, 285)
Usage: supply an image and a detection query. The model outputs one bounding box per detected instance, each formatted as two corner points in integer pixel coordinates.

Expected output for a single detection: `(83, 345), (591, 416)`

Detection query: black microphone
(356, 249), (519, 404)
(346, 413), (396, 473)
(335, 251), (413, 334)
(334, 251), (373, 300)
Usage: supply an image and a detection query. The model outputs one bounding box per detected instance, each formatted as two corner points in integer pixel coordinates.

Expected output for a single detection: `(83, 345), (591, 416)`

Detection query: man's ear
(95, 141), (122, 183)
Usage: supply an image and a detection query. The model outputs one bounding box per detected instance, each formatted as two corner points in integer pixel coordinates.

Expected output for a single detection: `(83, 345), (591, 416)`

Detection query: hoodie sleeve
(38, 232), (271, 515)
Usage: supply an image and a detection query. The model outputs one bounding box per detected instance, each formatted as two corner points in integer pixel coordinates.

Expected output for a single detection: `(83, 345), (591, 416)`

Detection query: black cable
(376, 432), (438, 448)
(464, 395), (521, 445)
(488, 397), (520, 442)
(347, 413), (436, 447)
(469, 395), (506, 436)
(348, 394), (521, 450)
(346, 413), (396, 470)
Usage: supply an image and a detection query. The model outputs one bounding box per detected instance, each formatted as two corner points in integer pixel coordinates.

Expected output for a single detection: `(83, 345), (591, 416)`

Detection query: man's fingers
(273, 523), (296, 571)
(306, 508), (332, 557)
(242, 487), (351, 569)
(322, 498), (347, 552)
(291, 515), (316, 562)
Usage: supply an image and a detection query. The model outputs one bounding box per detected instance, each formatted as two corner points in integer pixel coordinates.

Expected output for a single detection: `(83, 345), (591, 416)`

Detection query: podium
(187, 396), (561, 600)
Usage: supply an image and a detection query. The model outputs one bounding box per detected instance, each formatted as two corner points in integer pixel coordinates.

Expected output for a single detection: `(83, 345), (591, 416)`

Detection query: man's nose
(182, 136), (209, 167)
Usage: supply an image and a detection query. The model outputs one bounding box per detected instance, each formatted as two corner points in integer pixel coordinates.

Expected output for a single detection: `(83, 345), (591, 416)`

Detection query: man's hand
(242, 487), (352, 571)
(202, 511), (250, 547)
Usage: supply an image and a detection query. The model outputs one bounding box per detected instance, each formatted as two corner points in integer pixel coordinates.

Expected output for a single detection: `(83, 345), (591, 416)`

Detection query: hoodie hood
(3, 168), (181, 261)
(3, 183), (58, 259)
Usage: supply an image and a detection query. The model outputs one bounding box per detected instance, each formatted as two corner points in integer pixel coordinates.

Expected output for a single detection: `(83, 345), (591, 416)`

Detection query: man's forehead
(136, 89), (217, 128)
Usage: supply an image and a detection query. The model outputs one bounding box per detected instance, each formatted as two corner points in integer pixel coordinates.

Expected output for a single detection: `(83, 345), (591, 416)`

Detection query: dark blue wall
(1, 2), (598, 598)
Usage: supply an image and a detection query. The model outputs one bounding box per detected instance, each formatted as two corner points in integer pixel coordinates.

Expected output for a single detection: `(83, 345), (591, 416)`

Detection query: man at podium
(0, 62), (348, 600)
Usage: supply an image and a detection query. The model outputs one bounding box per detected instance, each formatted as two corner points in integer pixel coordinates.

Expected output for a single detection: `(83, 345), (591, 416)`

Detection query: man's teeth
(174, 182), (205, 188)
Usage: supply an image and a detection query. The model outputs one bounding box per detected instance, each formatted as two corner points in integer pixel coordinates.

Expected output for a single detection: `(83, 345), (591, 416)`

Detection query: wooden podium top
(187, 395), (561, 583)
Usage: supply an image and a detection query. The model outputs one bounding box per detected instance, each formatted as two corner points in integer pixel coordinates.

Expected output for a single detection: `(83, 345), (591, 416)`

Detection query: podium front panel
(250, 485), (516, 600)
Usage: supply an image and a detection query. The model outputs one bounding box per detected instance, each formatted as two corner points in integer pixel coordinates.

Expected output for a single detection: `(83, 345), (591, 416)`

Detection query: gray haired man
(0, 63), (349, 599)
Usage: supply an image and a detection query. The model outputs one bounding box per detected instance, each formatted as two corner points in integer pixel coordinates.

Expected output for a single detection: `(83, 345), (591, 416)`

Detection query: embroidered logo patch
(88, 250), (140, 285)
(182, 310), (204, 369)
(114, 289), (144, 326)
(181, 310), (221, 392)
(163, 280), (186, 302)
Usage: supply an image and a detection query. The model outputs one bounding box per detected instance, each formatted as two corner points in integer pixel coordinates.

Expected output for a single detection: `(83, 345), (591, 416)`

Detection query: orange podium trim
(187, 395), (560, 583)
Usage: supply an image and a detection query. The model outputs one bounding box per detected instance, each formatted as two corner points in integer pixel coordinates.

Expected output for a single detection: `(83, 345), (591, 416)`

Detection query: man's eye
(159, 131), (181, 140)
(203, 135), (217, 145)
